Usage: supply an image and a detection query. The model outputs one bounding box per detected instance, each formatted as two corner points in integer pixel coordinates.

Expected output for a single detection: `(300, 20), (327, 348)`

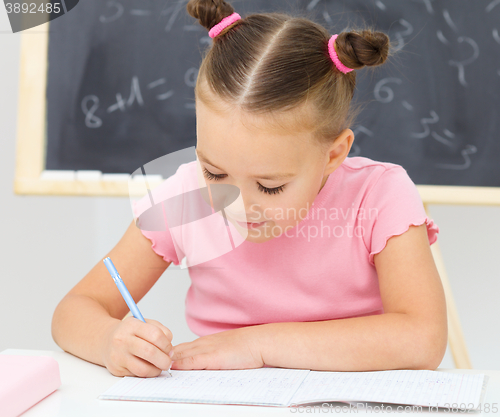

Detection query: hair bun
(187, 0), (235, 32)
(335, 29), (390, 69)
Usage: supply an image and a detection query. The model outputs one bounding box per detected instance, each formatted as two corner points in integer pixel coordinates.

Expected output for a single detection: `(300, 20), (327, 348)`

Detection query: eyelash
(202, 168), (286, 195)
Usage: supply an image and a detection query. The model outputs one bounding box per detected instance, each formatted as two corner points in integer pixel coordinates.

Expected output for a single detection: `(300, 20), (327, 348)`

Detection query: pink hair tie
(209, 12), (242, 38)
(328, 34), (354, 74)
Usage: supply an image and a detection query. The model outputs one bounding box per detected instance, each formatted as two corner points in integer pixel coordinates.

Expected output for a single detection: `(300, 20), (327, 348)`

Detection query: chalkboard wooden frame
(14, 20), (500, 203)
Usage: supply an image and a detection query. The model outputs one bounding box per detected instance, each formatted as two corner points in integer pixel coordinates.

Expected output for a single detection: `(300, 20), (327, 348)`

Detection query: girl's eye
(202, 168), (286, 195)
(257, 183), (286, 195)
(202, 167), (226, 181)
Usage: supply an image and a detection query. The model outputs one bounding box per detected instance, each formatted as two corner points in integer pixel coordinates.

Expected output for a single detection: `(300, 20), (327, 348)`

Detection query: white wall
(1, 13), (499, 371)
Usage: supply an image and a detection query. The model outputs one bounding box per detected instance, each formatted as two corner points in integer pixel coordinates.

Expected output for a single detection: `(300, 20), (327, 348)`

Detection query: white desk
(2, 349), (499, 416)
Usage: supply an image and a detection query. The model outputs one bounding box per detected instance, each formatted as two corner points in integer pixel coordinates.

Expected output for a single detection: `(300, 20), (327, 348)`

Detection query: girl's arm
(258, 223), (448, 371)
(170, 223), (448, 371)
(51, 220), (175, 377)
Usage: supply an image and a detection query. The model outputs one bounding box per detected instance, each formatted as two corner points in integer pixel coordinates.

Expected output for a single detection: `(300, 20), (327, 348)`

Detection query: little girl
(52, 0), (448, 378)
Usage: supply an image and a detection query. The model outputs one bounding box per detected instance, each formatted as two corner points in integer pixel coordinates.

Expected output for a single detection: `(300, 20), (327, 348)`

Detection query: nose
(224, 191), (263, 223)
(206, 182), (241, 213)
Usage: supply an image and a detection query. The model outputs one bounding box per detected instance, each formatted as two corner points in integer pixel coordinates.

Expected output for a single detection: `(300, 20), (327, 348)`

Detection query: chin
(244, 222), (295, 243)
(244, 231), (276, 243)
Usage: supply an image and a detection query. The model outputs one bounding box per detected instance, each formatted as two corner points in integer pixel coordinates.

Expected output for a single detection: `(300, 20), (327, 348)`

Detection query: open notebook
(99, 368), (488, 410)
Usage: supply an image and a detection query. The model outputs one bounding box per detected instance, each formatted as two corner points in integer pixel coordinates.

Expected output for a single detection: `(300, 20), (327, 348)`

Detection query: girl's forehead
(198, 111), (314, 156)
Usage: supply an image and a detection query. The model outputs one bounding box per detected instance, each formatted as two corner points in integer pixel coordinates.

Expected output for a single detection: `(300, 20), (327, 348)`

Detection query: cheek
(266, 194), (312, 223)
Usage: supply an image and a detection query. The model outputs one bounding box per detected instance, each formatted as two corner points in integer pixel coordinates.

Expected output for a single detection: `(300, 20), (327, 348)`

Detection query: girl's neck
(318, 174), (330, 194)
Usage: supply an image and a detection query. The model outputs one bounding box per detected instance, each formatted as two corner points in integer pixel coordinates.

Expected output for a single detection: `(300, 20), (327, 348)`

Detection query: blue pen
(103, 257), (172, 377)
(103, 257), (145, 322)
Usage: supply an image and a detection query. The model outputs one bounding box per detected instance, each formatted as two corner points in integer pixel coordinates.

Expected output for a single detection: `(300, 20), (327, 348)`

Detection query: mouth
(235, 220), (267, 229)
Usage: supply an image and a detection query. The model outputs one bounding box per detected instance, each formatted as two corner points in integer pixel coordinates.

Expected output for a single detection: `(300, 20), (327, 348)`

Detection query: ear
(322, 128), (355, 176)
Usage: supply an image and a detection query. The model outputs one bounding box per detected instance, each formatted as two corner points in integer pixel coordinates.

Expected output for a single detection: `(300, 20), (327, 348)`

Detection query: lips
(227, 213), (267, 228)
(236, 220), (267, 229)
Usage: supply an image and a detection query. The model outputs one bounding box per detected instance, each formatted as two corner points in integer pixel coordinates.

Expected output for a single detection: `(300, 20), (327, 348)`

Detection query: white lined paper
(99, 368), (486, 409)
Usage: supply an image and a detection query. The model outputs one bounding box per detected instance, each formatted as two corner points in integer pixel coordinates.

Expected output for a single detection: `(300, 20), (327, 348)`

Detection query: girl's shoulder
(132, 160), (198, 217)
(340, 156), (404, 173)
(325, 156), (423, 219)
(333, 156), (411, 193)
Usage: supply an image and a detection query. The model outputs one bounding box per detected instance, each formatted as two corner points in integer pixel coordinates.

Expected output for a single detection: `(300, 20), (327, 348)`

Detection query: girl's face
(195, 94), (353, 243)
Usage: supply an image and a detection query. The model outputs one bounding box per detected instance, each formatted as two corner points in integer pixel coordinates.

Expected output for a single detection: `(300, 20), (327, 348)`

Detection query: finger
(125, 354), (163, 378)
(132, 319), (173, 354)
(169, 339), (204, 359)
(106, 362), (135, 378)
(170, 353), (211, 370)
(169, 345), (200, 362)
(129, 336), (172, 372)
(145, 319), (173, 342)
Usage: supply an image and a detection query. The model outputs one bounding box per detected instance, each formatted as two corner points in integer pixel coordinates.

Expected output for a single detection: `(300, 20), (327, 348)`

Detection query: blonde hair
(187, 0), (394, 148)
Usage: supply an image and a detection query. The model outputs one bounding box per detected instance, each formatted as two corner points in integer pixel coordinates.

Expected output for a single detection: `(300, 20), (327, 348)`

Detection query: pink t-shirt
(132, 156), (439, 337)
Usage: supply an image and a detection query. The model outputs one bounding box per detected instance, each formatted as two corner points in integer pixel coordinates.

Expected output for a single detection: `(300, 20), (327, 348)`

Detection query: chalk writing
(81, 76), (176, 128)
(435, 145), (477, 170)
(81, 95), (102, 128)
(99, 0), (186, 32)
(392, 19), (414, 52)
(374, 78), (403, 103)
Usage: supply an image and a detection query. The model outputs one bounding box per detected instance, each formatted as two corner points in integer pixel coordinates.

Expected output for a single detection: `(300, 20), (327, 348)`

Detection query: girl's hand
(102, 316), (174, 377)
(169, 326), (264, 370)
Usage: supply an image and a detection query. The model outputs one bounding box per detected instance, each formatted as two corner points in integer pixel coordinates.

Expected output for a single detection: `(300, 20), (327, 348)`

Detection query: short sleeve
(131, 166), (190, 267)
(132, 198), (181, 266)
(362, 166), (439, 266)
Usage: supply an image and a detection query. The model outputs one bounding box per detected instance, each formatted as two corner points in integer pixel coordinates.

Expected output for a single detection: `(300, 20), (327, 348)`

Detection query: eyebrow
(196, 150), (296, 181)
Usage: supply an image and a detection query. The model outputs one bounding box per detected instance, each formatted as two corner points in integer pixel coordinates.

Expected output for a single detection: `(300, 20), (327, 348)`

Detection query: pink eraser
(0, 355), (61, 417)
